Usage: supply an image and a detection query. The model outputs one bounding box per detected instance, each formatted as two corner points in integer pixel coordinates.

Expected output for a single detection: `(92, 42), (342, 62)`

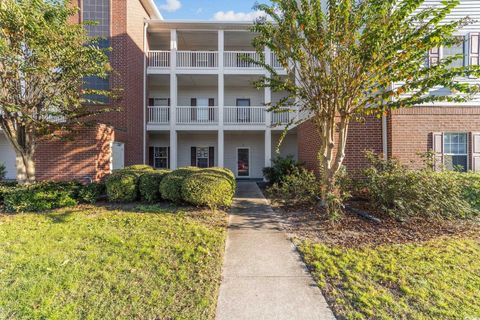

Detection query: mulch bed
(271, 200), (480, 248)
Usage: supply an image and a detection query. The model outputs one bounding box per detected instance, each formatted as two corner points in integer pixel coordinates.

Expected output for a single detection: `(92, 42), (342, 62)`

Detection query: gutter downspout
(382, 113), (388, 160)
(143, 21), (148, 164)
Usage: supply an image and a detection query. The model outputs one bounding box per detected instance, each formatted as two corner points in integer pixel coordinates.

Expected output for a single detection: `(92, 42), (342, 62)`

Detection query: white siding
(417, 0), (480, 33)
(177, 87), (219, 106)
(149, 133), (170, 146)
(272, 132), (298, 160)
(177, 133), (218, 167)
(224, 87), (264, 106)
(0, 133), (16, 180)
(225, 132), (265, 179)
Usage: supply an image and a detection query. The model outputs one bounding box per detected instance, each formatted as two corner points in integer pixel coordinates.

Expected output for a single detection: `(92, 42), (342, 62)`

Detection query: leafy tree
(0, 0), (114, 183)
(252, 0), (480, 217)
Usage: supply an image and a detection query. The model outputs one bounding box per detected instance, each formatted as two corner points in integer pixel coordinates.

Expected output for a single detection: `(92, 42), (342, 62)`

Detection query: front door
(237, 148), (250, 177)
(197, 98), (209, 122)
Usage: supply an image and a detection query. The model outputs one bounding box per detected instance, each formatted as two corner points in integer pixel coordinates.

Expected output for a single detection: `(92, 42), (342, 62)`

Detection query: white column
(265, 129), (272, 168)
(218, 30), (224, 127)
(218, 30), (224, 70)
(218, 129), (224, 167)
(170, 29), (177, 70)
(169, 129), (177, 170)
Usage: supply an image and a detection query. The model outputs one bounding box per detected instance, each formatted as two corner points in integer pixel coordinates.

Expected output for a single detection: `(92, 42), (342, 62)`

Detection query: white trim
(195, 146), (210, 168)
(236, 147), (251, 178)
(443, 132), (469, 171)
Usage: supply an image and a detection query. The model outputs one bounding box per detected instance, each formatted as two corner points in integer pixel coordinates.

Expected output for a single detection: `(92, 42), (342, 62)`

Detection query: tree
(252, 0), (480, 217)
(0, 0), (113, 183)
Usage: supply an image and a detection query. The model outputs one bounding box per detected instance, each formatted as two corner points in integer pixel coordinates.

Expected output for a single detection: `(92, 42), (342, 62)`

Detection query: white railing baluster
(147, 51), (170, 68)
(224, 51), (262, 69)
(175, 106), (218, 124)
(176, 51), (218, 68)
(223, 107), (266, 124)
(147, 106), (170, 124)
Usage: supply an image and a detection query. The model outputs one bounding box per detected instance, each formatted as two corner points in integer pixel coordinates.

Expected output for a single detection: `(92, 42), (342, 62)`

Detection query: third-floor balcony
(148, 50), (283, 70)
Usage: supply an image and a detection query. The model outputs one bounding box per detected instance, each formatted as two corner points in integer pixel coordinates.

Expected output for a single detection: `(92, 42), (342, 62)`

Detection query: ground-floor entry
(147, 130), (298, 179)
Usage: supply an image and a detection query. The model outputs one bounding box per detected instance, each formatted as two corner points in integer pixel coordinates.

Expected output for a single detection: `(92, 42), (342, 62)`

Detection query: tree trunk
(15, 151), (36, 184)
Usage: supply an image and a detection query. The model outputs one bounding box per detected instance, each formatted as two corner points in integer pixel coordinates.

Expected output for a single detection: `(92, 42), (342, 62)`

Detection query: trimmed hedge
(78, 182), (106, 204)
(182, 171), (234, 208)
(0, 181), (17, 204)
(123, 164), (155, 172)
(202, 167), (236, 189)
(3, 182), (80, 213)
(105, 170), (139, 202)
(139, 170), (170, 202)
(159, 167), (200, 203)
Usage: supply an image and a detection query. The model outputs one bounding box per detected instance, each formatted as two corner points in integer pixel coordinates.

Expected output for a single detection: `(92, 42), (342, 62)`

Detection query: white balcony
(224, 106), (266, 124)
(177, 51), (218, 69)
(148, 106), (170, 124)
(224, 51), (262, 69)
(176, 106), (218, 124)
(148, 51), (170, 68)
(271, 107), (297, 126)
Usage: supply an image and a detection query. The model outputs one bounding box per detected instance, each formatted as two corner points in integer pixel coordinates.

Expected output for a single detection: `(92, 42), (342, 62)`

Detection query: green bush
(159, 167), (200, 203)
(267, 168), (319, 206)
(105, 171), (139, 202)
(182, 172), (234, 208)
(202, 167), (236, 189)
(263, 155), (304, 184)
(0, 181), (17, 204)
(363, 153), (479, 219)
(139, 170), (170, 202)
(3, 182), (78, 213)
(123, 164), (155, 172)
(78, 182), (105, 204)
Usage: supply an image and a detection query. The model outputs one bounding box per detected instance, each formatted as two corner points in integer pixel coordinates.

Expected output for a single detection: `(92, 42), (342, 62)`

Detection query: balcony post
(170, 29), (177, 70)
(169, 129), (177, 170)
(218, 129), (224, 167)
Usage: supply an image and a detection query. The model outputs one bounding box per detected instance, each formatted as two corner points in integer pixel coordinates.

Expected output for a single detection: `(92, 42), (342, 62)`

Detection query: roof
(140, 0), (163, 20)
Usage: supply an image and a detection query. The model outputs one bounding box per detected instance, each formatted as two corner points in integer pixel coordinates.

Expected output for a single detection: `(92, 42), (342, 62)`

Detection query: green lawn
(0, 205), (227, 320)
(298, 237), (480, 320)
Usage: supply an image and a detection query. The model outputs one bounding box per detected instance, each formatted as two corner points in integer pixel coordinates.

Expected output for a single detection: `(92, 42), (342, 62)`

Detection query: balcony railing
(224, 51), (262, 69)
(271, 107), (297, 125)
(148, 106), (170, 124)
(271, 53), (283, 69)
(224, 106), (266, 124)
(176, 106), (218, 124)
(177, 51), (218, 68)
(148, 51), (170, 68)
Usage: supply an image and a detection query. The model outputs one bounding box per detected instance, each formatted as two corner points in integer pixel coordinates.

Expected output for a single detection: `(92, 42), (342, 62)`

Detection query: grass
(298, 236), (480, 320)
(0, 205), (227, 320)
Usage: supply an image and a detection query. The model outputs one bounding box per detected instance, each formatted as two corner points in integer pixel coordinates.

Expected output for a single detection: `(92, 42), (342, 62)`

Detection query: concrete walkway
(216, 182), (335, 320)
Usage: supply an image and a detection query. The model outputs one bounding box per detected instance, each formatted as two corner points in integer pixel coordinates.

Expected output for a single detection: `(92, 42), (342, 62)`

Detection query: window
(153, 147), (169, 169)
(442, 37), (465, 68)
(444, 133), (468, 172)
(196, 147), (209, 168)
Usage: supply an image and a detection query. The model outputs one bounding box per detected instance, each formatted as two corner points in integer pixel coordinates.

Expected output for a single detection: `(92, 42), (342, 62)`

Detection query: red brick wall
(36, 124), (114, 182)
(388, 106), (480, 169)
(297, 116), (383, 175)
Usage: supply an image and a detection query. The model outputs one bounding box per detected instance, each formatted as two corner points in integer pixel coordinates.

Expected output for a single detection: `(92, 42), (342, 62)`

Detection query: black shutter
(167, 146), (170, 169)
(167, 98), (171, 106)
(148, 98), (154, 106)
(209, 146), (215, 167)
(208, 98), (215, 121)
(191, 98), (197, 121)
(148, 147), (154, 167)
(191, 147), (197, 166)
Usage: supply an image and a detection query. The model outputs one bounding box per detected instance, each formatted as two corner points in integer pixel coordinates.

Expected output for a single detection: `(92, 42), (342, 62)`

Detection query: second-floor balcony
(148, 50), (283, 70)
(147, 106), (297, 127)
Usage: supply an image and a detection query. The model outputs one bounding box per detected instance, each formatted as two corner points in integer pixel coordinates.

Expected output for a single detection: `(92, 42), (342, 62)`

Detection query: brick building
(1, 0), (480, 181)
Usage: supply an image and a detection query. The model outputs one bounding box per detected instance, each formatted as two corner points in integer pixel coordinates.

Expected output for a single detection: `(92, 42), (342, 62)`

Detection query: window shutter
(209, 98), (215, 121)
(167, 146), (171, 169)
(167, 98), (171, 106)
(209, 146), (215, 167)
(191, 147), (197, 166)
(148, 147), (154, 167)
(471, 132), (480, 172)
(191, 98), (197, 121)
(148, 98), (154, 106)
(432, 132), (444, 171)
(470, 33), (480, 65)
(429, 47), (440, 66)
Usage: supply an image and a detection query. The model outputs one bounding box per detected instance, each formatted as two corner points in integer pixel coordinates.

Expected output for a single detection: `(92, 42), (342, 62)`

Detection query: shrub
(3, 182), (78, 213)
(105, 171), (139, 202)
(139, 170), (170, 202)
(263, 155), (304, 184)
(202, 167), (236, 188)
(0, 181), (17, 204)
(159, 167), (200, 203)
(123, 164), (155, 172)
(78, 182), (105, 204)
(182, 172), (234, 208)
(0, 163), (6, 181)
(363, 153), (479, 219)
(267, 168), (319, 206)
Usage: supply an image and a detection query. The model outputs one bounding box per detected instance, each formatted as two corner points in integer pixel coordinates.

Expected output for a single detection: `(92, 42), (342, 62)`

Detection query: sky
(154, 0), (271, 21)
